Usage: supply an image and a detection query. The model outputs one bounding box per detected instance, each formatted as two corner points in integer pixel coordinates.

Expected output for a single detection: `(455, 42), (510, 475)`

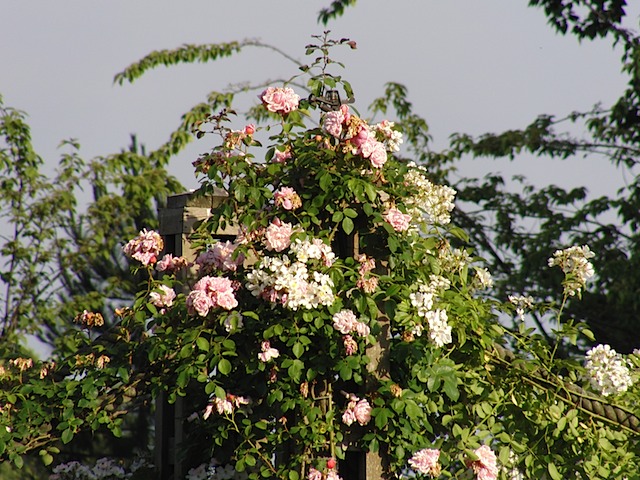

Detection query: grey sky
(1, 1), (636, 195)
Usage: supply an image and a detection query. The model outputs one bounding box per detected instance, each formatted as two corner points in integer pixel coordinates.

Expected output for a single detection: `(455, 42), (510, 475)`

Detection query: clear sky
(1, 1), (637, 194)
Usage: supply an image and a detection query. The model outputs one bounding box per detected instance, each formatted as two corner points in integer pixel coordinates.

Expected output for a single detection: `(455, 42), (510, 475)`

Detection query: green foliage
(317, 0), (358, 25)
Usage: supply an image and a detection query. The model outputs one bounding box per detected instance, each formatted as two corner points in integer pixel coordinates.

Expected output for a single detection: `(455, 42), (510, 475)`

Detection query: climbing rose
(408, 448), (441, 477)
(323, 109), (346, 137)
(273, 148), (292, 163)
(383, 207), (411, 232)
(342, 394), (371, 426)
(467, 445), (498, 480)
(332, 310), (358, 335)
(123, 229), (163, 266)
(307, 468), (322, 480)
(260, 86), (300, 114)
(186, 290), (214, 317)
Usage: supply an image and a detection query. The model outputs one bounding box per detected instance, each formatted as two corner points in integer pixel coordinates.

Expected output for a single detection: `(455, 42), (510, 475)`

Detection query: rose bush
(0, 34), (639, 480)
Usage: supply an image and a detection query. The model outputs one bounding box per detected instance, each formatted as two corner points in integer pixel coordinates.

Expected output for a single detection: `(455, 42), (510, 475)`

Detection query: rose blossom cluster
(404, 164), (456, 226)
(187, 458), (248, 480)
(332, 309), (370, 337)
(50, 457), (135, 480)
(356, 254), (378, 293)
(272, 147), (292, 164)
(203, 394), (250, 419)
(258, 340), (280, 362)
(260, 86), (300, 114)
(156, 253), (189, 273)
(308, 467), (343, 480)
(584, 344), (634, 396)
(196, 241), (245, 273)
(383, 207), (412, 232)
(122, 229), (164, 266)
(350, 123), (388, 168)
(548, 244), (595, 296)
(466, 445), (498, 480)
(341, 393), (372, 426)
(246, 255), (335, 311)
(408, 448), (441, 477)
(186, 275), (238, 316)
(274, 186), (302, 211)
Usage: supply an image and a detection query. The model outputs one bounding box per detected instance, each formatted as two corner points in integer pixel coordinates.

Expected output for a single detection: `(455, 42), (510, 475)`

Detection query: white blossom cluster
(409, 275), (452, 346)
(505, 451), (525, 480)
(548, 245), (595, 296)
(373, 120), (404, 152)
(584, 344), (634, 397)
(50, 457), (143, 480)
(508, 294), (535, 321)
(186, 459), (248, 480)
(438, 246), (471, 272)
(246, 255), (335, 310)
(289, 237), (335, 266)
(473, 267), (494, 290)
(404, 163), (456, 225)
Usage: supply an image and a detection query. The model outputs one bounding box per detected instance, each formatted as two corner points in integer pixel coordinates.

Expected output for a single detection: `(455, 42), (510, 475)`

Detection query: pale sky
(1, 1), (637, 195)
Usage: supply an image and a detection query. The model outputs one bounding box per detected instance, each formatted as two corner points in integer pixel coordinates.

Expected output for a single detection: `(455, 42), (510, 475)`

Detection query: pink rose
(156, 253), (188, 273)
(353, 398), (372, 425)
(369, 141), (388, 168)
(123, 229), (164, 266)
(467, 445), (498, 480)
(383, 207), (412, 232)
(273, 148), (292, 164)
(323, 110), (346, 138)
(243, 124), (255, 135)
(260, 87), (300, 114)
(409, 448), (441, 477)
(307, 468), (322, 480)
(186, 289), (213, 317)
(353, 321), (370, 338)
(341, 407), (357, 426)
(258, 340), (280, 362)
(149, 284), (176, 308)
(274, 187), (302, 210)
(264, 218), (293, 252)
(332, 310), (358, 335)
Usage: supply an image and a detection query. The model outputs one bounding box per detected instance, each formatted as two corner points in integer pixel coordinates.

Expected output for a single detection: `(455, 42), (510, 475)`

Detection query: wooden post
(155, 190), (231, 480)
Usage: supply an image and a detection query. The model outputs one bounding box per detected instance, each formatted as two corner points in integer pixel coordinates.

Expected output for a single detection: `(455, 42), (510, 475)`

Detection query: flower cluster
(403, 164), (456, 226)
(246, 236), (335, 310)
(74, 310), (105, 328)
(186, 276), (238, 316)
(472, 267), (493, 290)
(156, 253), (189, 273)
(122, 229), (164, 266)
(548, 245), (595, 296)
(341, 393), (372, 426)
(467, 445), (499, 480)
(322, 104), (350, 138)
(408, 448), (441, 477)
(289, 237), (335, 266)
(203, 394), (250, 418)
(409, 275), (453, 346)
(584, 344), (634, 396)
(356, 254), (378, 293)
(308, 467), (343, 480)
(349, 122), (388, 168)
(508, 294), (535, 321)
(332, 309), (370, 337)
(196, 241), (245, 273)
(187, 458), (248, 480)
(274, 186), (302, 210)
(49, 457), (141, 480)
(260, 86), (300, 114)
(373, 120), (403, 152)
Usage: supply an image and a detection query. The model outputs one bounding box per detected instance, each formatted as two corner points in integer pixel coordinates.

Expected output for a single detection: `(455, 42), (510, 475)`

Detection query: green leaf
(292, 342), (304, 358)
(61, 428), (74, 444)
(342, 217), (354, 235)
(548, 462), (562, 480)
(196, 337), (210, 352)
(218, 358), (232, 375)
